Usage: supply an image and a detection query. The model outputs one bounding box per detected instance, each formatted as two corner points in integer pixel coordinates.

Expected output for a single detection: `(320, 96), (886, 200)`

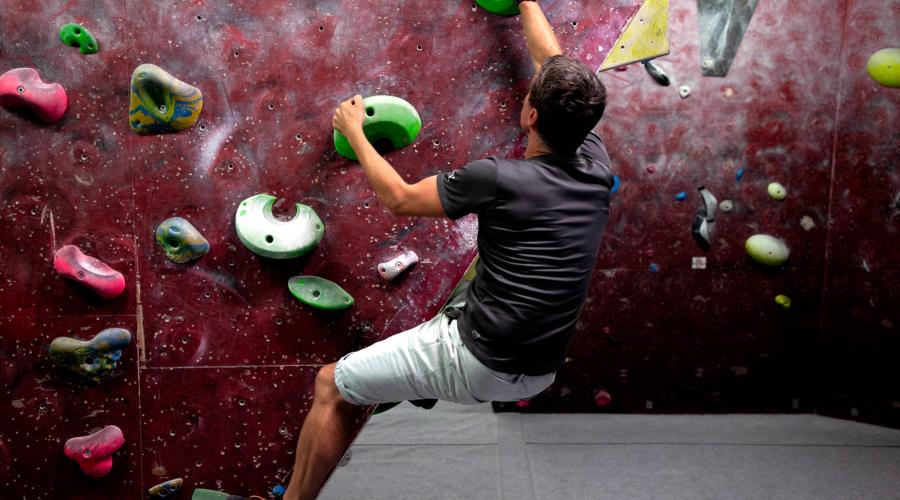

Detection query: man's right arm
(519, 1), (563, 72)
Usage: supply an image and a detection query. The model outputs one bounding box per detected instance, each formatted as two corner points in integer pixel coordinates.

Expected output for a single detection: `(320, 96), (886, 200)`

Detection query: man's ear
(528, 107), (538, 128)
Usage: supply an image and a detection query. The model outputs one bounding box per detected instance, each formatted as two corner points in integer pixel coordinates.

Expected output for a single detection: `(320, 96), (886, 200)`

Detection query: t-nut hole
(74, 28), (82, 35)
(267, 103), (275, 110)
(16, 86), (24, 94)
(312, 290), (321, 298)
(159, 104), (167, 113)
(379, 265), (385, 272)
(571, 21), (578, 27)
(318, 26), (324, 31)
(199, 124), (206, 130)
(77, 271), (86, 279)
(167, 238), (180, 248)
(416, 44), (423, 51)
(365, 107), (375, 117)
(83, 449), (92, 457)
(265, 235), (274, 244)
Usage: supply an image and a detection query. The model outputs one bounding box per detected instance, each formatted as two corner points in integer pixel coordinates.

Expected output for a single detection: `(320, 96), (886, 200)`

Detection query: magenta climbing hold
(594, 390), (613, 407)
(377, 250), (419, 281)
(0, 67), (68, 122)
(64, 425), (124, 478)
(53, 245), (126, 299)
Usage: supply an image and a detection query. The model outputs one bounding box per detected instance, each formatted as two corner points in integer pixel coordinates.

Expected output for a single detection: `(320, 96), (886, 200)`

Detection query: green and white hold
(235, 194), (324, 259)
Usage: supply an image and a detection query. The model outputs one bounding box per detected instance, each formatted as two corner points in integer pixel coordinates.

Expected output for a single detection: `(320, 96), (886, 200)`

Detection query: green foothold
(745, 234), (790, 266)
(192, 489), (248, 500)
(49, 328), (132, 382)
(59, 23), (98, 54)
(775, 294), (792, 310)
(866, 48), (900, 88)
(334, 96), (422, 160)
(288, 276), (355, 310)
(767, 182), (787, 201)
(475, 0), (520, 16)
(235, 194), (324, 259)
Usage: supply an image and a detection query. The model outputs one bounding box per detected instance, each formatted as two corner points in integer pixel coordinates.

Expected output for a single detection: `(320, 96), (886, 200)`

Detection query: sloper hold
(0, 68), (68, 122)
(697, 0), (759, 77)
(156, 217), (210, 263)
(334, 96), (421, 160)
(745, 234), (790, 266)
(599, 0), (670, 71)
(49, 328), (131, 381)
(149, 478), (184, 498)
(63, 425), (124, 478)
(475, 0), (519, 16)
(235, 194), (324, 259)
(129, 63), (203, 134)
(867, 48), (900, 88)
(288, 276), (355, 310)
(53, 245), (126, 299)
(191, 488), (252, 499)
(59, 23), (98, 54)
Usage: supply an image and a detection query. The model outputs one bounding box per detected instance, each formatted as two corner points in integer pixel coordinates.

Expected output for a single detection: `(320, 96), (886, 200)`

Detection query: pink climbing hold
(53, 245), (125, 299)
(594, 390), (613, 407)
(516, 399), (531, 408)
(0, 68), (68, 122)
(64, 425), (124, 478)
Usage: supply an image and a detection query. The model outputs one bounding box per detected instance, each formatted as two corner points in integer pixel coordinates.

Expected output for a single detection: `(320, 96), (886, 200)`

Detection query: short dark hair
(528, 55), (606, 155)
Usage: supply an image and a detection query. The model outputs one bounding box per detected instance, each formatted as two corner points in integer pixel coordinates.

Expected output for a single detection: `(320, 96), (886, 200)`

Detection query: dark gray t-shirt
(437, 132), (613, 375)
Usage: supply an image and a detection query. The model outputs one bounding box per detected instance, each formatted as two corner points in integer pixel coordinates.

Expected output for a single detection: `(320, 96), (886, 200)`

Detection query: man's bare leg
(283, 363), (368, 500)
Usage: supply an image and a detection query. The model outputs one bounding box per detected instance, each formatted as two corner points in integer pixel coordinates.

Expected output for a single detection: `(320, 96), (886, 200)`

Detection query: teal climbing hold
(235, 194), (324, 259)
(334, 96), (422, 160)
(288, 276), (355, 310)
(475, 0), (520, 16)
(59, 23), (99, 54)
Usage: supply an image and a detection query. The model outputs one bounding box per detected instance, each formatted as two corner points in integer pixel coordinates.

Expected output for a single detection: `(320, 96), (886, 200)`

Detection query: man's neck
(524, 131), (555, 159)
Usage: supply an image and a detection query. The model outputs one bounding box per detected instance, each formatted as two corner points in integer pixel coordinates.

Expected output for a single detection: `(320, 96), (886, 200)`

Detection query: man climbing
(284, 1), (611, 498)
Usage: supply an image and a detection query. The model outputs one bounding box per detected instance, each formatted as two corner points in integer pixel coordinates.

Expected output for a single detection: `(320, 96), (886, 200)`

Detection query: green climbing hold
(235, 194), (324, 259)
(49, 328), (131, 382)
(775, 294), (792, 310)
(867, 48), (900, 88)
(334, 95), (422, 160)
(191, 489), (249, 500)
(288, 276), (355, 310)
(59, 23), (99, 54)
(745, 234), (790, 266)
(767, 182), (787, 201)
(475, 0), (520, 16)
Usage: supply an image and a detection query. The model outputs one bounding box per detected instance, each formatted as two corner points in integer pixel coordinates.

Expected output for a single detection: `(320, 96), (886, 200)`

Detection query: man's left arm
(333, 95), (446, 218)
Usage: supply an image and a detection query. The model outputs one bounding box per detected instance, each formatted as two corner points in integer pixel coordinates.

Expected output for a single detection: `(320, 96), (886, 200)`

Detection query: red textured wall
(0, 0), (897, 498)
(496, 0), (900, 429)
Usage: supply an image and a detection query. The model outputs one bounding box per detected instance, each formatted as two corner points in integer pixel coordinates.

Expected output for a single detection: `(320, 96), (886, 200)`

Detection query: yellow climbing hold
(866, 48), (900, 88)
(600, 0), (670, 71)
(775, 295), (792, 310)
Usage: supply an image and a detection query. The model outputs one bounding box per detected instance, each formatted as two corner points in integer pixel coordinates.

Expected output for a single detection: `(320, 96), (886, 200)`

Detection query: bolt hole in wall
(265, 235), (274, 243)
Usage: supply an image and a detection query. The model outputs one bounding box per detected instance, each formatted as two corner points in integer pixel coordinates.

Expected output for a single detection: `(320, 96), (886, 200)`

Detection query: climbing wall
(496, 0), (900, 430)
(0, 0), (650, 497)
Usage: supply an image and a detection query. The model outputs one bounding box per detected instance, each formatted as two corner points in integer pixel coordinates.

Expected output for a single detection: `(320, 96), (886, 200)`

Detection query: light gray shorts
(333, 289), (555, 406)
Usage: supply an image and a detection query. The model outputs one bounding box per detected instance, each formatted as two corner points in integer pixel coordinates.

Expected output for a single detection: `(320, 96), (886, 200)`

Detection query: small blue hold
(272, 485), (286, 497)
(649, 263), (659, 273)
(675, 192), (687, 201)
(610, 175), (620, 194)
(736, 168), (746, 182)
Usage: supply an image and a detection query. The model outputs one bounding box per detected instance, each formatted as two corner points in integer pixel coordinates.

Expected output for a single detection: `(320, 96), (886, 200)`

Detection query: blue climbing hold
(736, 168), (746, 182)
(649, 263), (659, 273)
(610, 175), (620, 194)
(675, 192), (687, 201)
(272, 485), (286, 497)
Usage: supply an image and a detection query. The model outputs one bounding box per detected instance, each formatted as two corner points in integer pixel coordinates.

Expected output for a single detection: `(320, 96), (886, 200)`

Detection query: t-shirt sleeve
(577, 130), (612, 166)
(437, 158), (499, 220)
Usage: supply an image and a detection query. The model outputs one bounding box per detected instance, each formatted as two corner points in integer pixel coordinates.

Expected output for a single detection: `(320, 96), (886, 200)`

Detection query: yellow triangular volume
(600, 0), (670, 71)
